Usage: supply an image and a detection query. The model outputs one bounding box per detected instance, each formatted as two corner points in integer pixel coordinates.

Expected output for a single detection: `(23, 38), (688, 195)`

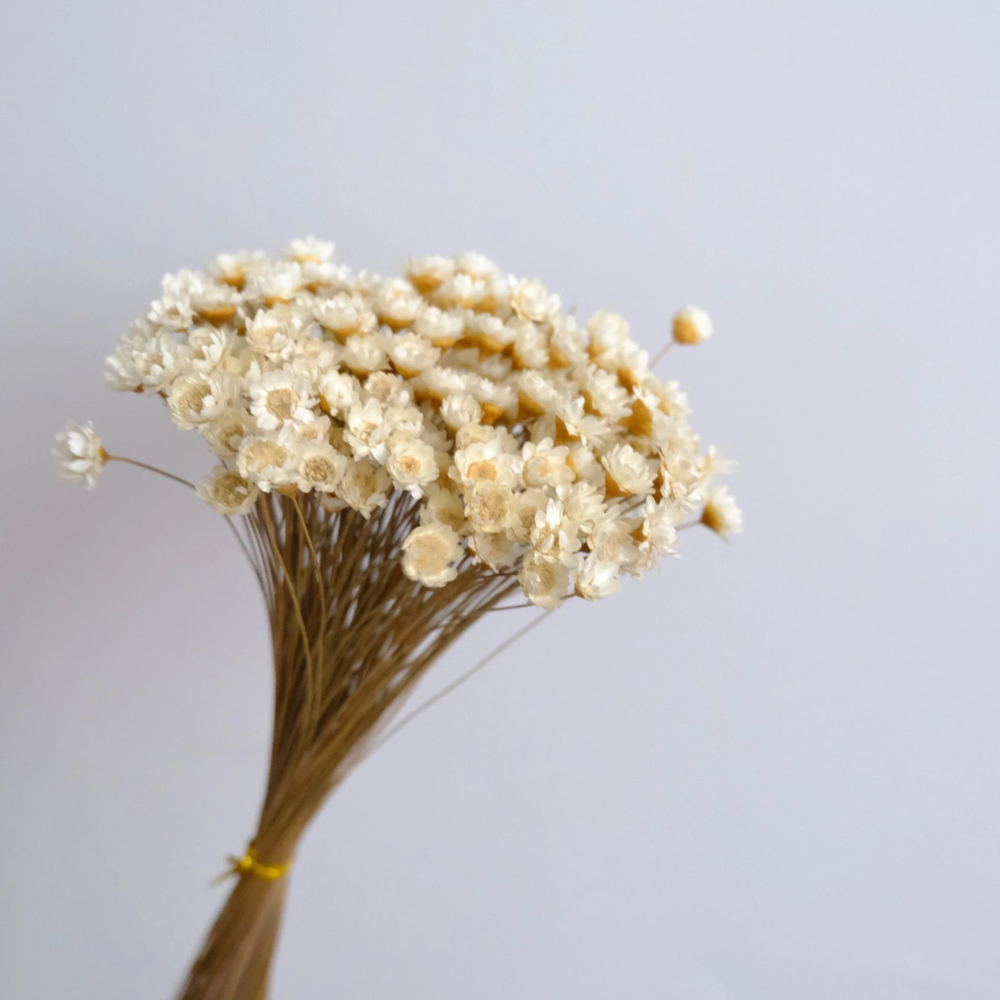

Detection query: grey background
(2, 2), (998, 998)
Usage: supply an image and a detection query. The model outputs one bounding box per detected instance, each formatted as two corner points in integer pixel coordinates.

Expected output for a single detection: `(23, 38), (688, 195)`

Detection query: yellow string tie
(226, 845), (291, 882)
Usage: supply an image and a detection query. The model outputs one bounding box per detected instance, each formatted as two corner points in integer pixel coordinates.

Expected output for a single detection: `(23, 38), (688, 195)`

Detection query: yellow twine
(224, 845), (291, 882)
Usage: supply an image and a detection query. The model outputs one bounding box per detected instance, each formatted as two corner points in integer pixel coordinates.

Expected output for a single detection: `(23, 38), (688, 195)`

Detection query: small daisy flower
(341, 458), (391, 518)
(602, 443), (656, 498)
(519, 552), (570, 610)
(587, 311), (630, 357)
(317, 370), (359, 416)
(207, 250), (265, 289)
(245, 307), (310, 362)
(202, 406), (255, 457)
(314, 292), (377, 341)
(168, 371), (235, 430)
(293, 441), (348, 494)
(531, 499), (582, 566)
(196, 465), (258, 515)
(372, 278), (423, 331)
(345, 397), (392, 464)
(236, 432), (295, 491)
(454, 251), (498, 280)
(105, 323), (190, 393)
(673, 305), (713, 345)
(247, 366), (317, 431)
(521, 439), (574, 489)
(53, 420), (106, 489)
(191, 283), (242, 327)
(413, 305), (465, 349)
(283, 236), (335, 263)
(419, 486), (468, 534)
(451, 438), (522, 490)
(573, 554), (621, 600)
(341, 332), (390, 377)
(701, 486), (743, 538)
(401, 523), (463, 587)
(387, 438), (438, 496)
(636, 498), (680, 565)
(387, 332), (440, 378)
(468, 530), (521, 570)
(245, 262), (303, 307)
(440, 393), (482, 432)
(404, 255), (455, 295)
(510, 277), (561, 325)
(464, 480), (516, 534)
(187, 326), (236, 373)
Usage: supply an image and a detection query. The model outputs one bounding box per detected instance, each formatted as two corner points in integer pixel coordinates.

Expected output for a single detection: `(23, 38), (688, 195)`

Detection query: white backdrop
(2, 2), (999, 998)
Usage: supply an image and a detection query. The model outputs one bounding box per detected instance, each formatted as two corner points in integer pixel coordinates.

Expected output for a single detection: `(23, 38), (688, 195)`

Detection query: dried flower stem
(176, 492), (518, 1000)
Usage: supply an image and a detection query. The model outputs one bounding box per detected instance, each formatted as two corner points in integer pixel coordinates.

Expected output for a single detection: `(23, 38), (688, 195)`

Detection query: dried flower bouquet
(55, 238), (741, 999)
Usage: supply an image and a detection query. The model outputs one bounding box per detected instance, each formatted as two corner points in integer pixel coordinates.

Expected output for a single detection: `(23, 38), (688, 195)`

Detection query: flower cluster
(57, 238), (740, 608)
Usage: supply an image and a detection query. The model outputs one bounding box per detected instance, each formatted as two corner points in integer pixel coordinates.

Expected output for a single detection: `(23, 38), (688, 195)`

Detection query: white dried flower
(236, 433), (295, 491)
(467, 530), (520, 570)
(196, 465), (258, 515)
(454, 251), (497, 280)
(452, 438), (521, 490)
(387, 332), (440, 378)
(245, 307), (309, 362)
(247, 366), (317, 431)
(208, 250), (265, 288)
(420, 486), (467, 534)
(440, 393), (482, 432)
(341, 458), (391, 517)
(387, 438), (438, 496)
(401, 522), (463, 587)
(574, 554), (621, 601)
(602, 443), (656, 498)
(245, 262), (303, 306)
(341, 332), (390, 376)
(413, 305), (465, 349)
(345, 397), (391, 463)
(519, 553), (570, 610)
(105, 323), (189, 393)
(168, 371), (235, 429)
(602, 444), (656, 497)
(284, 236), (335, 263)
(521, 439), (574, 488)
(292, 441), (348, 494)
(673, 305), (713, 345)
(701, 486), (743, 537)
(53, 420), (106, 489)
(314, 292), (377, 341)
(587, 311), (630, 356)
(510, 277), (561, 324)
(317, 370), (358, 416)
(465, 480), (516, 534)
(372, 278), (423, 331)
(530, 499), (581, 566)
(202, 407), (255, 456)
(404, 255), (454, 295)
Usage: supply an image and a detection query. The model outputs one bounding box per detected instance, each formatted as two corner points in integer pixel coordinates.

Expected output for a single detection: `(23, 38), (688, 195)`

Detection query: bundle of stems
(177, 490), (519, 1000)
